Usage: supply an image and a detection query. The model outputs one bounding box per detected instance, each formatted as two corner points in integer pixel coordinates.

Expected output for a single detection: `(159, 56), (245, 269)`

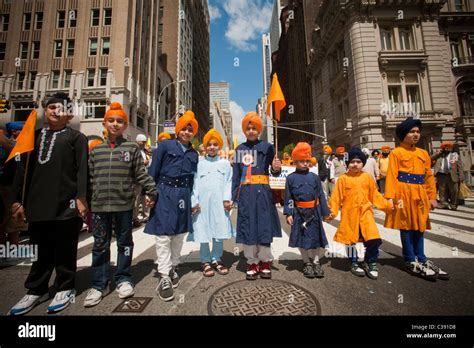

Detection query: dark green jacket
(89, 136), (157, 213)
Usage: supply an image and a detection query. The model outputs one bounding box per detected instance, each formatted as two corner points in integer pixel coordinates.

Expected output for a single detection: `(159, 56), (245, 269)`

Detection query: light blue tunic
(189, 155), (235, 243)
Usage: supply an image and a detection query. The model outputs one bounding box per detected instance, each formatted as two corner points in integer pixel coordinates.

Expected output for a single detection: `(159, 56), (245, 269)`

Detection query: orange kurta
(383, 143), (436, 232)
(328, 171), (391, 245)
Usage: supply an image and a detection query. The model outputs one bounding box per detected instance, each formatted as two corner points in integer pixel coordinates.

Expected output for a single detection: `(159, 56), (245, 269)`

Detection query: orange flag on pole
(266, 73), (286, 122)
(6, 109), (37, 163)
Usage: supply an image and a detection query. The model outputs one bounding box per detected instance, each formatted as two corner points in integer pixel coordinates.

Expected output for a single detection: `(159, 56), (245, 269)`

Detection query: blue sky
(208, 0), (273, 141)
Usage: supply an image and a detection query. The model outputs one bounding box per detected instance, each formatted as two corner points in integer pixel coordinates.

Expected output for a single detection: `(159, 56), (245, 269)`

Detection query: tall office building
(0, 0), (172, 143)
(210, 81), (232, 148)
(159, 0), (210, 137)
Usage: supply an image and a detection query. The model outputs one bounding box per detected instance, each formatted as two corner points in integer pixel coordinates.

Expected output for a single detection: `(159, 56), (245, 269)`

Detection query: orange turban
(176, 111), (199, 137)
(336, 146), (345, 155)
(158, 132), (171, 142)
(440, 142), (453, 150)
(104, 102), (128, 124)
(310, 157), (317, 165)
(323, 145), (333, 154)
(381, 145), (391, 152)
(228, 150), (235, 157)
(88, 139), (103, 152)
(242, 112), (263, 134)
(203, 128), (224, 149)
(292, 142), (312, 161)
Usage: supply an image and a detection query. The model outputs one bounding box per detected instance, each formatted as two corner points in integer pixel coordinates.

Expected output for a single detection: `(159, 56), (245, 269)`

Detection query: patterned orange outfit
(383, 143), (436, 232)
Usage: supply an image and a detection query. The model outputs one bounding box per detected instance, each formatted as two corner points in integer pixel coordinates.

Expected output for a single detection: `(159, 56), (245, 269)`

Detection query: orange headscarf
(292, 142), (312, 161)
(323, 145), (333, 154)
(310, 157), (317, 166)
(158, 132), (171, 143)
(104, 102), (128, 124)
(176, 111), (199, 137)
(203, 128), (224, 149)
(88, 139), (103, 152)
(440, 142), (453, 150)
(336, 147), (345, 155)
(242, 112), (263, 134)
(381, 145), (391, 152)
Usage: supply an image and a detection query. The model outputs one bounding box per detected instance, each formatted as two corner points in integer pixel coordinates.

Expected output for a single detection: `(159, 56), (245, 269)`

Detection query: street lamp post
(154, 79), (185, 144)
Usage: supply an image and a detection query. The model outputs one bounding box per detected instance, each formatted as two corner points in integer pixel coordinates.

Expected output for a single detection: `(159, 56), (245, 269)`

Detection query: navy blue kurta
(283, 170), (330, 249)
(232, 140), (282, 245)
(144, 139), (198, 236)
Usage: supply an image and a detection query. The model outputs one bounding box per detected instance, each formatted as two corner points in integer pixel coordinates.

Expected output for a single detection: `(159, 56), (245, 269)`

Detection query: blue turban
(6, 122), (24, 135)
(347, 147), (367, 167)
(396, 117), (422, 142)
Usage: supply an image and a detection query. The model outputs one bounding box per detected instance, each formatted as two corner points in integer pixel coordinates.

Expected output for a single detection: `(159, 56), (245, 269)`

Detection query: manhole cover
(208, 280), (321, 316)
(112, 297), (152, 313)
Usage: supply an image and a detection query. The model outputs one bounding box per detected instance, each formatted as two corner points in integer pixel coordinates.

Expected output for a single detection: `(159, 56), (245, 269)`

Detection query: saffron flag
(266, 73), (286, 122)
(6, 109), (37, 163)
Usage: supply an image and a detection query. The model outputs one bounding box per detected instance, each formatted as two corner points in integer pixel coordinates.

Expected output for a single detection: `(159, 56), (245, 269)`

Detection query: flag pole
(21, 152), (30, 205)
(274, 117), (278, 158)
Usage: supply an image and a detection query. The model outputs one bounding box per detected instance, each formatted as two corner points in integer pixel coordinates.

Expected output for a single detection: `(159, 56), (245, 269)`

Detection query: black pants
(25, 217), (82, 295)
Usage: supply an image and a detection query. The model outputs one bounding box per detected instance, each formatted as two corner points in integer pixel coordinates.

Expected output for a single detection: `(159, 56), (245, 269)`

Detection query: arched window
(457, 81), (474, 116)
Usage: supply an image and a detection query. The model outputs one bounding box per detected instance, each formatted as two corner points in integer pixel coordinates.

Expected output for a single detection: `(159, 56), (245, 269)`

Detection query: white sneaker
(116, 281), (135, 299)
(8, 293), (49, 316)
(47, 289), (76, 314)
(83, 288), (103, 308)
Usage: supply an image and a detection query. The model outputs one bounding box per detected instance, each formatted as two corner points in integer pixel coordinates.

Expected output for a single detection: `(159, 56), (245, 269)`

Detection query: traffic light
(0, 99), (8, 113)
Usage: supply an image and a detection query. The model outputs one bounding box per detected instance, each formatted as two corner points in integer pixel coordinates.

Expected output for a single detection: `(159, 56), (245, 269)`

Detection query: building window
(16, 72), (26, 90)
(23, 13), (32, 31)
(137, 113), (144, 129)
(54, 40), (62, 58)
(399, 28), (413, 50)
(19, 42), (28, 60)
(29, 71), (37, 90)
(57, 10), (66, 29)
(91, 9), (100, 26)
(89, 38), (98, 56)
(1, 14), (9, 32)
(102, 38), (110, 55)
(455, 0), (465, 11)
(32, 41), (40, 59)
(451, 39), (461, 61)
(69, 10), (77, 28)
(64, 70), (72, 88)
(458, 82), (474, 116)
(87, 69), (95, 87)
(99, 68), (107, 86)
(51, 71), (60, 89)
(387, 72), (421, 117)
(380, 28), (394, 50)
(0, 43), (5, 60)
(85, 100), (107, 119)
(35, 12), (43, 30)
(67, 40), (75, 57)
(104, 8), (112, 26)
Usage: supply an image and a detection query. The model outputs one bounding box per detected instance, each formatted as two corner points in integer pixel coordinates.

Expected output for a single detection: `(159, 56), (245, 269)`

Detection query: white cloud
(230, 100), (248, 144)
(222, 0), (273, 52)
(208, 3), (222, 21)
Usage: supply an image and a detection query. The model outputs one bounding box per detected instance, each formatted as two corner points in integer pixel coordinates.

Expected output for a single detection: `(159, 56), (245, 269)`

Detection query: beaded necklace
(38, 127), (67, 165)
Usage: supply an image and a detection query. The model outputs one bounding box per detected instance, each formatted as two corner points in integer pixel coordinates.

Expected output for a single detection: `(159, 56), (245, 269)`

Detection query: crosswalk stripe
(13, 201), (474, 268)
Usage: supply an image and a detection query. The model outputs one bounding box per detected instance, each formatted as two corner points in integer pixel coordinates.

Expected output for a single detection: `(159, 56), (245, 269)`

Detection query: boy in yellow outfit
(328, 147), (393, 279)
(384, 117), (449, 280)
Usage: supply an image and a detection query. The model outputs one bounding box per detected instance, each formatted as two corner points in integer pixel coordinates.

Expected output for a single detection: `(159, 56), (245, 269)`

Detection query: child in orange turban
(145, 110), (200, 301)
(284, 142), (330, 278)
(176, 111), (198, 137)
(190, 128), (234, 277)
(232, 112), (282, 280)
